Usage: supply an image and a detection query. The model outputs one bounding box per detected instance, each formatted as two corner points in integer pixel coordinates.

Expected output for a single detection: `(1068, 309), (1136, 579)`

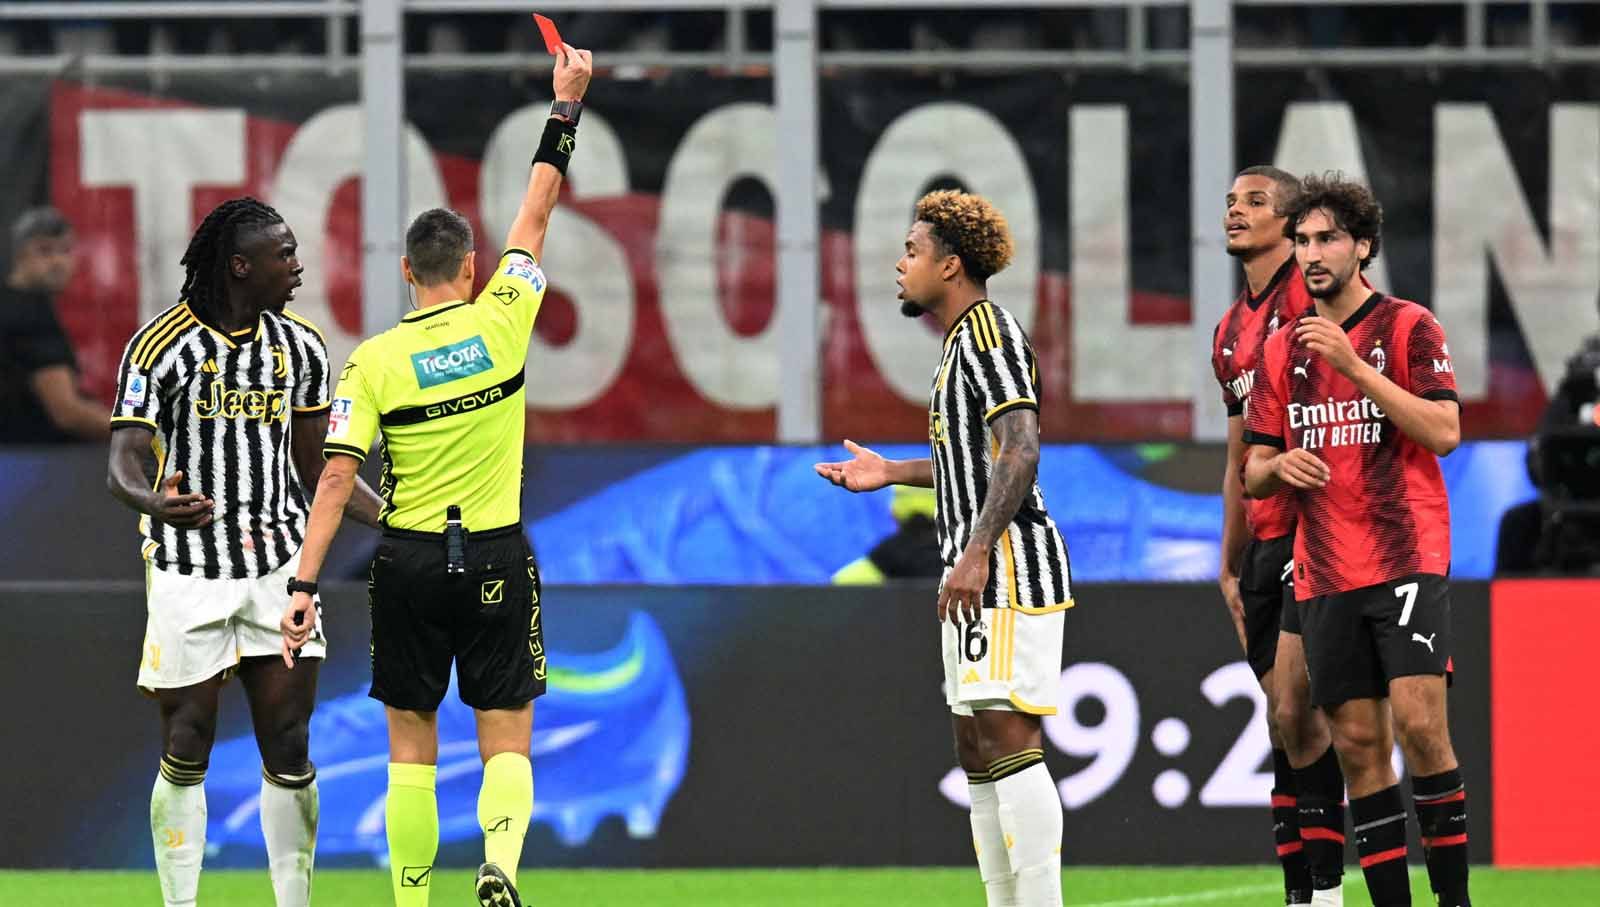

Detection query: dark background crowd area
(3, 3), (1599, 60)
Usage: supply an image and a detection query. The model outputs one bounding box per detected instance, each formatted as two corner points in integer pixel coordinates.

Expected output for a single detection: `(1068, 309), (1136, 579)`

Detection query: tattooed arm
(937, 408), (1041, 623)
(967, 409), (1041, 549)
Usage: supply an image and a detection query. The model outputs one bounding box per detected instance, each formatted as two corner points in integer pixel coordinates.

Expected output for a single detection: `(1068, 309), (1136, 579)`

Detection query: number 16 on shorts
(941, 607), (1066, 716)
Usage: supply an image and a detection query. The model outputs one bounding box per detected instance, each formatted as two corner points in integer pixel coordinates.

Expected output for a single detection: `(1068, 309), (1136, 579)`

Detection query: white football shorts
(137, 551), (326, 691)
(941, 601), (1069, 717)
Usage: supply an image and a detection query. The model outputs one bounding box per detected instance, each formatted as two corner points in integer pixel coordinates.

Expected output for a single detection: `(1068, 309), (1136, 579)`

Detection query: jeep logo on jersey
(411, 336), (494, 389)
(193, 380), (289, 423)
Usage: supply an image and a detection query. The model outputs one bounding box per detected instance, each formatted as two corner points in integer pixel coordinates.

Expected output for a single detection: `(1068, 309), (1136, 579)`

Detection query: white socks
(261, 770), (320, 907)
(993, 760), (1063, 907)
(1311, 884), (1344, 906)
(152, 764), (207, 907)
(969, 779), (1020, 907)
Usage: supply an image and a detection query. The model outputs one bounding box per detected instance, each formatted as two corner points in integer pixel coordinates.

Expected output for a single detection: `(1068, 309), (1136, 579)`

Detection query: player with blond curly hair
(816, 190), (1072, 907)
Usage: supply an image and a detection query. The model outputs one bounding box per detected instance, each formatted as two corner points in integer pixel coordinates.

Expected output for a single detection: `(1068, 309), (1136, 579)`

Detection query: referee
(280, 43), (592, 907)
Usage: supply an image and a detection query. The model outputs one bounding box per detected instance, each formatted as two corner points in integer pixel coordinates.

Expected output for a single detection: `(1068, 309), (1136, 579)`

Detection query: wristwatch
(550, 99), (582, 126)
(286, 578), (319, 596)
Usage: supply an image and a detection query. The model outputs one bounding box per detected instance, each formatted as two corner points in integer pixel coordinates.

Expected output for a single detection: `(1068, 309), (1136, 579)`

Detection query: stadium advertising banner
(2, 68), (1597, 441)
(0, 441), (1536, 584)
(1, 582), (1492, 869)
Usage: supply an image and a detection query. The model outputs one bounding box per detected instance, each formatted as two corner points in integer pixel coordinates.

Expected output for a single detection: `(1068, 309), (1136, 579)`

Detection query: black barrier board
(0, 581), (1489, 868)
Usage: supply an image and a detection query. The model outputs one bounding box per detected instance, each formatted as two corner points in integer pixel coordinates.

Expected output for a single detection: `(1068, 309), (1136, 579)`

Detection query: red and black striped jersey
(1210, 257), (1313, 541)
(1243, 292), (1458, 599)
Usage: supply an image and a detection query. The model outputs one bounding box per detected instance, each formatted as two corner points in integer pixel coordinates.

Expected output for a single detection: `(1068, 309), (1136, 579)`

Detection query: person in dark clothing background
(831, 485), (944, 584)
(0, 207), (108, 443)
(1495, 329), (1600, 574)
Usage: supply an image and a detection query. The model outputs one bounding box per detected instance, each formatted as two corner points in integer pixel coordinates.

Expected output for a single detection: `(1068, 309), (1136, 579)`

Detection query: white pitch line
(1074, 883), (1283, 907)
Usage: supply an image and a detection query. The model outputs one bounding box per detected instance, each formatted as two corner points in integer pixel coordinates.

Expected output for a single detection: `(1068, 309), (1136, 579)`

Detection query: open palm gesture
(814, 440), (892, 493)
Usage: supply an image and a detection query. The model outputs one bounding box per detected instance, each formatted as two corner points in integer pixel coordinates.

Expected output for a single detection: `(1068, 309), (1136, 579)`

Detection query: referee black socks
(1413, 768), (1471, 906)
(1351, 785), (1410, 906)
(1294, 745), (1346, 891)
(1270, 748), (1313, 899)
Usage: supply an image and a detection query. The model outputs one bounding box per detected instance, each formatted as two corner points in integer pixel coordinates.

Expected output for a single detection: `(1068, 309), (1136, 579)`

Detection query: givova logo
(411, 336), (494, 389)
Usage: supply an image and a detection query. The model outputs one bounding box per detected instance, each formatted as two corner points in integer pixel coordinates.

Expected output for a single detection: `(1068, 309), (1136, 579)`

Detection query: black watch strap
(286, 578), (319, 596)
(550, 99), (582, 126)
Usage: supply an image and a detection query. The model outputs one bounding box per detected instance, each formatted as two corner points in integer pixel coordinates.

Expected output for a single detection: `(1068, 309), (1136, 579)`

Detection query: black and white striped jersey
(111, 303), (332, 578)
(928, 300), (1072, 610)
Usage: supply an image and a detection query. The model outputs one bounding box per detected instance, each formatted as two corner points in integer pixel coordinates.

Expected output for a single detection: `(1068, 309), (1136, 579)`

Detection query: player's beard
(1305, 266), (1351, 299)
(900, 299), (926, 318)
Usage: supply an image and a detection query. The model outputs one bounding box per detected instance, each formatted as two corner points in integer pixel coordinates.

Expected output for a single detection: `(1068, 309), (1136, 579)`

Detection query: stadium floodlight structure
(0, 0), (1593, 441)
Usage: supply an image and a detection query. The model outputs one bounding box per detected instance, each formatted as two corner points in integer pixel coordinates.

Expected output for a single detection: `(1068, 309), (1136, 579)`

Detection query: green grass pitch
(2, 866), (1597, 905)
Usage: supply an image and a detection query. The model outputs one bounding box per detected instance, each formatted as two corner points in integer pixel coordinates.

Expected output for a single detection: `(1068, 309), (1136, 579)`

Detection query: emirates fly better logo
(411, 336), (494, 389)
(1288, 396), (1387, 449)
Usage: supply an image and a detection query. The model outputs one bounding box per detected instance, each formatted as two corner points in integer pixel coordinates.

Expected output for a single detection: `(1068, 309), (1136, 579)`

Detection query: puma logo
(1293, 363), (1310, 379)
(1222, 347), (1234, 356)
(1412, 632), (1437, 654)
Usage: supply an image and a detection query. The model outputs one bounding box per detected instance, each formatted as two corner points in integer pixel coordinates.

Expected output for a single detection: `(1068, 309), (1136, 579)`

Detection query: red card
(532, 14), (562, 56)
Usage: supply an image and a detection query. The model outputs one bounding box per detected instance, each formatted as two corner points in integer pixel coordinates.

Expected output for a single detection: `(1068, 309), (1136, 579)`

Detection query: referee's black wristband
(532, 117), (577, 175)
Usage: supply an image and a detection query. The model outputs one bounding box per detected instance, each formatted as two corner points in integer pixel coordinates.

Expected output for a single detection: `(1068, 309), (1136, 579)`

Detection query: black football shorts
(367, 524), (546, 711)
(1300, 573), (1452, 708)
(1238, 534), (1299, 680)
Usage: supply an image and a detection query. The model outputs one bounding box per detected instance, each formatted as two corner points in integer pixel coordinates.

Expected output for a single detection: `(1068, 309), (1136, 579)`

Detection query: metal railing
(0, 0), (356, 73)
(0, 0), (1595, 75)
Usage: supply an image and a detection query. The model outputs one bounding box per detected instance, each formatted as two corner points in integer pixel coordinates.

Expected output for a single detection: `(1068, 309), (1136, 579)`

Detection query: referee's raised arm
(507, 42), (592, 262)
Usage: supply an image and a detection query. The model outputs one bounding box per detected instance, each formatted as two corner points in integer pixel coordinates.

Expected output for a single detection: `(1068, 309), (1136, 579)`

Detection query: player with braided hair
(106, 196), (383, 907)
(177, 197), (293, 324)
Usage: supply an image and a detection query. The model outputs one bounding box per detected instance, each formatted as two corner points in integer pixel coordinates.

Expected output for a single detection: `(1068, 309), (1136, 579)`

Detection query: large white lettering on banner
(80, 109), (246, 326)
(1433, 103), (1600, 397)
(483, 103), (636, 409)
(1070, 105), (1186, 401)
(270, 104), (449, 373)
(1271, 101), (1393, 294)
(657, 103), (787, 410)
(854, 102), (1040, 403)
(76, 96), (1600, 431)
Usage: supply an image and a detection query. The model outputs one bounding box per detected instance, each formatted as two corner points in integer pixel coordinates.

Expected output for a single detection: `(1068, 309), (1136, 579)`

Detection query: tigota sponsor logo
(411, 336), (494, 389)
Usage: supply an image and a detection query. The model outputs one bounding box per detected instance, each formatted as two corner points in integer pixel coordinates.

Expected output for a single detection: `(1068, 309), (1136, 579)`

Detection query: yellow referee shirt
(324, 248), (546, 531)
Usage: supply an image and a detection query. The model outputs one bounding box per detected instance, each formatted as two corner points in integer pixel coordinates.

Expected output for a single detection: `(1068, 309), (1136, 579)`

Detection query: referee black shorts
(367, 523), (546, 712)
(1238, 534), (1299, 680)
